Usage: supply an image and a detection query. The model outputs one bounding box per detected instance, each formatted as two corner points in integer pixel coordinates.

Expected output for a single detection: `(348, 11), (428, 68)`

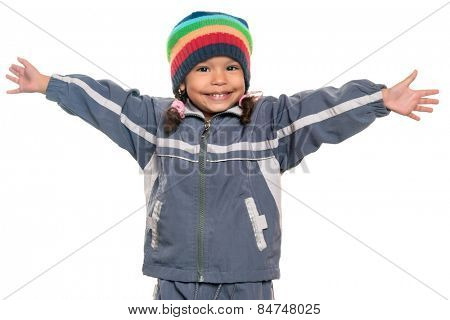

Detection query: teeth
(209, 93), (229, 97)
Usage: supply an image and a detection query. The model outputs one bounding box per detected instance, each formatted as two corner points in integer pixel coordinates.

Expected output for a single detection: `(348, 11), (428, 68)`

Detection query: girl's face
(179, 56), (245, 120)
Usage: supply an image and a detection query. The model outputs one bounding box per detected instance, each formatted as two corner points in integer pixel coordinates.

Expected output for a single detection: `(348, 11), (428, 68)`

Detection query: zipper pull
(202, 120), (211, 136)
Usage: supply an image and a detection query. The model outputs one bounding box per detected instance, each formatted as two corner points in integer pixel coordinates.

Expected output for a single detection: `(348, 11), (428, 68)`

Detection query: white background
(0, 0), (449, 319)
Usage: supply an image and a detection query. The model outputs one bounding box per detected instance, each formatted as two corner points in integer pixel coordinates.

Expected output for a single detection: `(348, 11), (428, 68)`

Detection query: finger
(17, 56), (31, 68)
(415, 105), (433, 113)
(9, 66), (20, 77)
(407, 113), (420, 121)
(403, 69), (418, 87)
(9, 66), (19, 77)
(6, 88), (20, 94)
(418, 98), (439, 104)
(11, 64), (25, 75)
(418, 89), (439, 97)
(5, 74), (19, 84)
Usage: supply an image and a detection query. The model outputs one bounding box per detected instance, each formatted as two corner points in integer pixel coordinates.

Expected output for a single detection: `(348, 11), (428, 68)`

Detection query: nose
(211, 69), (227, 85)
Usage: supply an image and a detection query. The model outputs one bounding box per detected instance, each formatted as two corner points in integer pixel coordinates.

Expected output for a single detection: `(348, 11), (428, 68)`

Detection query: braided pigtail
(238, 91), (263, 125)
(163, 88), (188, 135)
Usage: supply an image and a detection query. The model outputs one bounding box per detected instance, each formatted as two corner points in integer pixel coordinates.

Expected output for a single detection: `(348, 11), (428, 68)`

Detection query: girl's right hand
(5, 57), (50, 94)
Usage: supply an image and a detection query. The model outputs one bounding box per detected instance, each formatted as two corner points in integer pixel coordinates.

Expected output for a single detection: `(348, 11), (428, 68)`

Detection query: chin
(212, 103), (234, 111)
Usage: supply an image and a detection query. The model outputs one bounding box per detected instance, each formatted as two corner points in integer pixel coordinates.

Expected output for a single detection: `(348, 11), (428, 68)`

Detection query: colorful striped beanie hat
(167, 11), (253, 95)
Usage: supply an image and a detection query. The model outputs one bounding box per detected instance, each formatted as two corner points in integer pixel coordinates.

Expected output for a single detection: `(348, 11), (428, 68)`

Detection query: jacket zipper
(197, 118), (210, 282)
(195, 111), (238, 282)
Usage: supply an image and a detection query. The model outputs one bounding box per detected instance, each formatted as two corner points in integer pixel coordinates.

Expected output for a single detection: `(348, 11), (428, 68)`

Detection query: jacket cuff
(45, 74), (76, 115)
(45, 74), (65, 102)
(368, 83), (391, 117)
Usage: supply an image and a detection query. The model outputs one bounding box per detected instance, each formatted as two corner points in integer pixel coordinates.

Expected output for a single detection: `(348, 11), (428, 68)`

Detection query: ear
(179, 82), (186, 91)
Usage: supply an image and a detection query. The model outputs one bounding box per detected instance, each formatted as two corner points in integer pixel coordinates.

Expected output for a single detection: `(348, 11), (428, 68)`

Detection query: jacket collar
(184, 98), (243, 119)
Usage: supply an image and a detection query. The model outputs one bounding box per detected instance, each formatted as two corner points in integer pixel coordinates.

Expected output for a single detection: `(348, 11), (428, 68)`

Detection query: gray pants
(153, 279), (275, 300)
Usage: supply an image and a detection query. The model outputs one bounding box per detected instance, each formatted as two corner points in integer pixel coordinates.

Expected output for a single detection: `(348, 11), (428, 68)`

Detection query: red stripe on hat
(170, 33), (250, 77)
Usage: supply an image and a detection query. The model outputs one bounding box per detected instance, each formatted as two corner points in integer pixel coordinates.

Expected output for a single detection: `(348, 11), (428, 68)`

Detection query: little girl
(6, 11), (439, 300)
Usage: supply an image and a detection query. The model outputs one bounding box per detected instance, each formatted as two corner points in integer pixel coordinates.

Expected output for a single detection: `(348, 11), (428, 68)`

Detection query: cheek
(237, 75), (245, 91)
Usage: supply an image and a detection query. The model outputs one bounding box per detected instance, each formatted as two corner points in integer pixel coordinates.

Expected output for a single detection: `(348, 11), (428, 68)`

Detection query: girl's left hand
(381, 69), (440, 121)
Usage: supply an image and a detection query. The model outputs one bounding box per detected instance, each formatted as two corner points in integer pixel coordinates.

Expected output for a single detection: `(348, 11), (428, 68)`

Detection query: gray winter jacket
(45, 74), (390, 283)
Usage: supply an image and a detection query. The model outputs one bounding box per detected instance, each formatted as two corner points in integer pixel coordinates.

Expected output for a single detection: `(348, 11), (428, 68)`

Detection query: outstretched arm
(268, 69), (440, 173)
(5, 57), (164, 170)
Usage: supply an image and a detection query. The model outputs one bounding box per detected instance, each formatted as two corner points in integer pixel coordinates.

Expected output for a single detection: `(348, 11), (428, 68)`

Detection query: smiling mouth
(205, 92), (232, 101)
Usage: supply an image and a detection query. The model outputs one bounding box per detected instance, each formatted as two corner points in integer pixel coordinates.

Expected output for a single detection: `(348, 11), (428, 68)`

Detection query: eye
(227, 65), (239, 71)
(196, 66), (208, 72)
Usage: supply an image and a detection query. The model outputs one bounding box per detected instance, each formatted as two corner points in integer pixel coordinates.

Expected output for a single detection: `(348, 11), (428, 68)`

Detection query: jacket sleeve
(270, 79), (391, 173)
(45, 74), (161, 170)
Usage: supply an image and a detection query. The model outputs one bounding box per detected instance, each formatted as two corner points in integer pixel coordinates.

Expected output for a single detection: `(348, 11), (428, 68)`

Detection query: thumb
(403, 69), (418, 87)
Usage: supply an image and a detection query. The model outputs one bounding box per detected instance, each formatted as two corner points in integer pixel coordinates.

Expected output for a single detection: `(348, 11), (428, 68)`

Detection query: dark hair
(163, 89), (259, 134)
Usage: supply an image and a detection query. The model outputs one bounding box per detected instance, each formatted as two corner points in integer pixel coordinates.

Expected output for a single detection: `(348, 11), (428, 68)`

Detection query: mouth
(205, 92), (232, 101)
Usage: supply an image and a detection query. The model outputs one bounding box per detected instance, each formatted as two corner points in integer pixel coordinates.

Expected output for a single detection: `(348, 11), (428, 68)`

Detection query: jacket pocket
(244, 197), (268, 251)
(146, 200), (163, 249)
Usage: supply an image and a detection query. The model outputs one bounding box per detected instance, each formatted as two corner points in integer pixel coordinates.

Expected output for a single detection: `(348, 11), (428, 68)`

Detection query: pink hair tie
(170, 99), (186, 118)
(238, 91), (263, 107)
